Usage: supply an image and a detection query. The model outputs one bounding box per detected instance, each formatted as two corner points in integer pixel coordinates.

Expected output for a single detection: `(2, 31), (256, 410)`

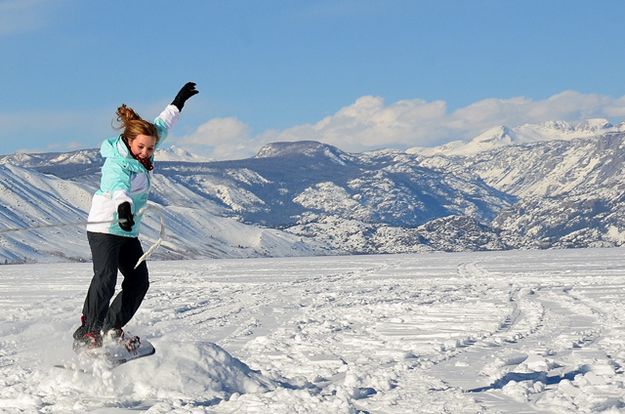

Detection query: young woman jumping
(73, 82), (199, 351)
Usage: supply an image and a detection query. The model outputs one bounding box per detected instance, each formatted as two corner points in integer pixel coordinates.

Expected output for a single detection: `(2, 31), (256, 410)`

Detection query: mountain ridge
(1, 119), (623, 263)
(408, 118), (625, 156)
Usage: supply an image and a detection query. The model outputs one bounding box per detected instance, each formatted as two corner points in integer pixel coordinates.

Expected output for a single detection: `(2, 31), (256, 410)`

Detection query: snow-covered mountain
(419, 128), (625, 249)
(155, 145), (212, 162)
(0, 158), (327, 263)
(466, 133), (625, 248)
(1, 119), (624, 262)
(409, 118), (625, 156)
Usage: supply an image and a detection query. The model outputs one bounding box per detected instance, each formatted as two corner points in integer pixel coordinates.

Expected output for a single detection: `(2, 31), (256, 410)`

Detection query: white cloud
(178, 117), (254, 160)
(8, 90), (625, 159)
(275, 96), (450, 149)
(249, 90), (625, 155)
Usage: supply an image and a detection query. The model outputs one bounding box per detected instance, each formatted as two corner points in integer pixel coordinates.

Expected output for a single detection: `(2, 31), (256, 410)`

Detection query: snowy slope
(2, 248), (625, 413)
(456, 132), (625, 248)
(414, 126), (625, 248)
(0, 161), (325, 263)
(409, 119), (625, 156)
(0, 163), (94, 262)
(453, 132), (625, 197)
(0, 141), (515, 263)
(2, 118), (625, 262)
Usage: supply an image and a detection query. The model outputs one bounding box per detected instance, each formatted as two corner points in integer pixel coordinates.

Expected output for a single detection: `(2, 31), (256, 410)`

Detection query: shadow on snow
(467, 365), (591, 393)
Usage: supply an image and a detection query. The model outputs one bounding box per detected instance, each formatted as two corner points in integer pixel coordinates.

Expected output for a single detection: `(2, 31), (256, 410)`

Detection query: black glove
(171, 82), (199, 111)
(117, 202), (135, 231)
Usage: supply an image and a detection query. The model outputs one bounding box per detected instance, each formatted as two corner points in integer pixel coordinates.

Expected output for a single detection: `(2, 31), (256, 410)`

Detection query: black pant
(82, 231), (150, 333)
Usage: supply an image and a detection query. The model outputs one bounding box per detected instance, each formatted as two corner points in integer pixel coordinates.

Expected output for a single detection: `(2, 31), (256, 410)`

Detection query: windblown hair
(115, 104), (159, 144)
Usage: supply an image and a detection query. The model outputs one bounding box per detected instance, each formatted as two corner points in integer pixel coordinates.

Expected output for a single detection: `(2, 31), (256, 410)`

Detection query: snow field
(1, 248), (625, 412)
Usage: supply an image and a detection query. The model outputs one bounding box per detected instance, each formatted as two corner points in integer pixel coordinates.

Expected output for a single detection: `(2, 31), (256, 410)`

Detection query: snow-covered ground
(2, 247), (625, 413)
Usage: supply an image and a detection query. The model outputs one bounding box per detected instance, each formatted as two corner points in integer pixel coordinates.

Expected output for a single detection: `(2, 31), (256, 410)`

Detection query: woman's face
(129, 134), (157, 160)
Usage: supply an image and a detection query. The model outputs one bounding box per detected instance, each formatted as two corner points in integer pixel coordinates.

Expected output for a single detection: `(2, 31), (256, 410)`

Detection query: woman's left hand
(171, 82), (199, 111)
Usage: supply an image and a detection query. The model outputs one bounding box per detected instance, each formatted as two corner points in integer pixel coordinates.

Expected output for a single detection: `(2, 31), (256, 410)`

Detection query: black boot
(72, 315), (88, 340)
(72, 316), (102, 352)
(72, 331), (103, 352)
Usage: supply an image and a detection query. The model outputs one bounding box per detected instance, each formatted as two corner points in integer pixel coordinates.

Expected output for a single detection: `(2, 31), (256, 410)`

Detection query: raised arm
(154, 82), (199, 149)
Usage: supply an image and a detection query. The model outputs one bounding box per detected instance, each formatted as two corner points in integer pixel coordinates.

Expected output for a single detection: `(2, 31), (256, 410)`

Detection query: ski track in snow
(1, 248), (625, 413)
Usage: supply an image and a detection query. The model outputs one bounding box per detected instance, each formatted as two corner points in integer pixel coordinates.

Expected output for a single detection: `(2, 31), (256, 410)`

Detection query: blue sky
(2, 0), (625, 159)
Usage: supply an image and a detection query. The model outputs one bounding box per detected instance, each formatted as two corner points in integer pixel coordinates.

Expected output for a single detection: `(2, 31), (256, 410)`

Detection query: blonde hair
(115, 104), (159, 144)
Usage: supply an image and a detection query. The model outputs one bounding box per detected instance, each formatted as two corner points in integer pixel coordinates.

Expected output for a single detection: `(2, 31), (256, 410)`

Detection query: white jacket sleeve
(154, 104), (180, 149)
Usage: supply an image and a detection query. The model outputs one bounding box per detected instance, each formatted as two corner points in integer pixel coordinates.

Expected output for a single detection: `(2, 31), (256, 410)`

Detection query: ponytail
(114, 104), (159, 144)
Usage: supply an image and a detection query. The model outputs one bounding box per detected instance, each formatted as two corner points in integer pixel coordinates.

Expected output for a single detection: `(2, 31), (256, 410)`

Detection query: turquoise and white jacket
(86, 105), (180, 238)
